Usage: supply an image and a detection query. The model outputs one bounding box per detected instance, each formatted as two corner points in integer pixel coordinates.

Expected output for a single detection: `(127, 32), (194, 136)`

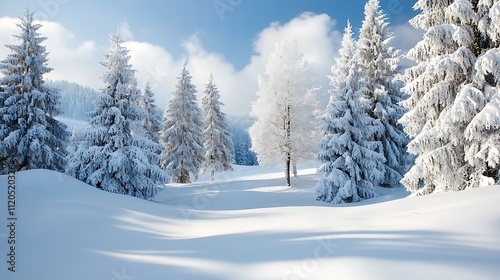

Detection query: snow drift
(0, 167), (499, 280)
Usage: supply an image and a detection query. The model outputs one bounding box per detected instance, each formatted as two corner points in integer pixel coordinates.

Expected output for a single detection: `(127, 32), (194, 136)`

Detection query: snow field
(0, 166), (499, 280)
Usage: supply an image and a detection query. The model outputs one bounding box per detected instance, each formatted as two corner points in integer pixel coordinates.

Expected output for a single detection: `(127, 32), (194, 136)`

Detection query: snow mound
(1, 168), (499, 280)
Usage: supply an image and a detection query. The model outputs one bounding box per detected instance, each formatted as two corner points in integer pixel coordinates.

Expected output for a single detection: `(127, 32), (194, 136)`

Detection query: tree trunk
(211, 169), (215, 182)
(284, 104), (291, 186)
(286, 152), (291, 186)
(180, 169), (190, 183)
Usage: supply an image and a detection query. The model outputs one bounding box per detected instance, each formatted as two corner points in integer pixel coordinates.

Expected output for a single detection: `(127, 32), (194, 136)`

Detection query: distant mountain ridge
(47, 79), (100, 121)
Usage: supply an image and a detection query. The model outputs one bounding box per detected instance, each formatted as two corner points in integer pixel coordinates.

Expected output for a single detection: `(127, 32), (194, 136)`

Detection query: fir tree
(400, 0), (477, 195)
(357, 0), (411, 188)
(160, 63), (204, 183)
(249, 38), (319, 186)
(0, 9), (68, 174)
(316, 22), (385, 204)
(448, 0), (500, 187)
(401, 0), (500, 194)
(140, 82), (161, 144)
(201, 74), (234, 181)
(66, 34), (167, 199)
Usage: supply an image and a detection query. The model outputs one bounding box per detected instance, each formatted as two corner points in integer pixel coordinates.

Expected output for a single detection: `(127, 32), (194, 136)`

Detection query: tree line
(1, 0), (499, 204)
(0, 10), (235, 199)
(249, 0), (500, 203)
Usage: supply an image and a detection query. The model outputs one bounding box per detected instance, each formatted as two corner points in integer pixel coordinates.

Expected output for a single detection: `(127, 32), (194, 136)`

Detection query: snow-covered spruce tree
(400, 0), (477, 195)
(448, 0), (500, 187)
(357, 0), (411, 188)
(316, 22), (385, 204)
(249, 38), (318, 186)
(201, 74), (234, 181)
(140, 82), (161, 143)
(66, 34), (167, 199)
(0, 9), (68, 174)
(477, 0), (499, 51)
(228, 116), (258, 166)
(160, 63), (204, 183)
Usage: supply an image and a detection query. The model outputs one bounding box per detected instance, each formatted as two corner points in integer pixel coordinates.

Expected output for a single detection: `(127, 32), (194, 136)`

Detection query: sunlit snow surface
(0, 166), (499, 280)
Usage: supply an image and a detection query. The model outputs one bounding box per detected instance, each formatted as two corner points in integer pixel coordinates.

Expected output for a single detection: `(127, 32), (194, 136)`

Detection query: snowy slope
(0, 167), (499, 280)
(55, 116), (89, 132)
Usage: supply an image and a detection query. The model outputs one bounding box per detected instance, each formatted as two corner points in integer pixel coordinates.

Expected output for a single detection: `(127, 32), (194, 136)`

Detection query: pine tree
(66, 34), (167, 199)
(357, 0), (411, 188)
(400, 0), (477, 195)
(249, 38), (318, 186)
(160, 63), (204, 183)
(201, 74), (234, 181)
(316, 22), (385, 204)
(448, 0), (500, 187)
(0, 9), (68, 174)
(140, 82), (161, 144)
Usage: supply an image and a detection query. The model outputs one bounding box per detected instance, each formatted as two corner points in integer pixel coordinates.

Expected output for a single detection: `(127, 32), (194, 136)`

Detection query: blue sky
(0, 0), (421, 115)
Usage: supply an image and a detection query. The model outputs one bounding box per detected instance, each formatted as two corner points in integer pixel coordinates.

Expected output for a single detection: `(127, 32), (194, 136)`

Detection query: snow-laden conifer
(316, 22), (385, 203)
(400, 0), (477, 194)
(0, 9), (68, 174)
(160, 63), (204, 183)
(448, 0), (500, 187)
(140, 82), (161, 144)
(201, 74), (234, 181)
(66, 34), (167, 199)
(357, 0), (411, 187)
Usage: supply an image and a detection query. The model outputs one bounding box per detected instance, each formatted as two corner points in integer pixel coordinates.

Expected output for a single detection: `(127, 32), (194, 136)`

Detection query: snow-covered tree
(400, 0), (477, 195)
(401, 0), (500, 194)
(201, 74), (234, 181)
(477, 0), (500, 51)
(316, 22), (385, 204)
(0, 9), (68, 174)
(448, 0), (500, 187)
(66, 34), (167, 199)
(47, 79), (100, 120)
(228, 116), (258, 166)
(160, 63), (204, 183)
(140, 82), (161, 143)
(249, 38), (318, 186)
(357, 0), (411, 188)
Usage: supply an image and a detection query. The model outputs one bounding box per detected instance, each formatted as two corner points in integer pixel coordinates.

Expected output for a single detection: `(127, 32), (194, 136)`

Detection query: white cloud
(117, 21), (134, 41)
(0, 17), (23, 47)
(391, 23), (424, 55)
(114, 12), (341, 115)
(0, 13), (342, 115)
(243, 12), (342, 110)
(123, 40), (181, 108)
(0, 17), (101, 88)
(41, 21), (101, 87)
(390, 23), (424, 67)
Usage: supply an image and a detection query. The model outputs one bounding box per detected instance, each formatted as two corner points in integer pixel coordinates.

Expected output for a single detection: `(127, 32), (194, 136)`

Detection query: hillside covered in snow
(1, 166), (499, 280)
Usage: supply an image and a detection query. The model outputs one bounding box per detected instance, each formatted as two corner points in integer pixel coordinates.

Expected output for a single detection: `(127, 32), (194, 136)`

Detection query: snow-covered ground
(55, 116), (89, 132)
(0, 166), (499, 280)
